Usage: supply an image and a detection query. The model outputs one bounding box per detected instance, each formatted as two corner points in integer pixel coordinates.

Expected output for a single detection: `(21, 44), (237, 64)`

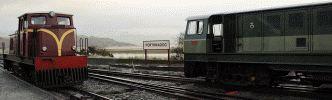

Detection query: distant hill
(0, 35), (136, 49)
(77, 35), (136, 48)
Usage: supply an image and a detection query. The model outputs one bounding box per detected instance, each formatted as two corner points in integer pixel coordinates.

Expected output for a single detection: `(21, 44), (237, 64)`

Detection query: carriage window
(296, 38), (306, 47)
(267, 15), (281, 29)
(213, 24), (223, 36)
(24, 20), (28, 28)
(57, 17), (70, 25)
(317, 10), (332, 27)
(187, 20), (203, 35)
(289, 13), (303, 27)
(31, 16), (46, 25)
(198, 21), (203, 34)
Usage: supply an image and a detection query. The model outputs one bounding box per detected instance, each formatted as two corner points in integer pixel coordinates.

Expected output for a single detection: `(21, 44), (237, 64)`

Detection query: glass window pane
(187, 21), (197, 35)
(318, 10), (332, 27)
(289, 13), (303, 27)
(57, 17), (70, 25)
(31, 16), (46, 25)
(24, 20), (28, 28)
(267, 15), (281, 29)
(296, 38), (306, 47)
(197, 21), (203, 34)
(213, 24), (223, 36)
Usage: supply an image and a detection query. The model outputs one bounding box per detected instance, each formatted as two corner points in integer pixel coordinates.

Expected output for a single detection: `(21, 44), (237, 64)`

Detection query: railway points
(89, 64), (332, 99)
(88, 72), (254, 100)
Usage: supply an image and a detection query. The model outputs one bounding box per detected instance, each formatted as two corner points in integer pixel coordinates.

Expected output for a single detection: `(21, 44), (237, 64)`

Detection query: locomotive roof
(186, 2), (332, 20)
(18, 11), (73, 18)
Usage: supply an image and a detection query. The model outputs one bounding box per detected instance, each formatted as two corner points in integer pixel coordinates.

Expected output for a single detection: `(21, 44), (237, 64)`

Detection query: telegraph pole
(2, 42), (4, 54)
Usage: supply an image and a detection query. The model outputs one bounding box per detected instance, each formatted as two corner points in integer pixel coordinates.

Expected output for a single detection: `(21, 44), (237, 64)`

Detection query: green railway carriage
(184, 3), (332, 86)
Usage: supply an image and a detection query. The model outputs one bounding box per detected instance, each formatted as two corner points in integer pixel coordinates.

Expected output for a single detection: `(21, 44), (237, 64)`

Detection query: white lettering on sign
(143, 40), (170, 49)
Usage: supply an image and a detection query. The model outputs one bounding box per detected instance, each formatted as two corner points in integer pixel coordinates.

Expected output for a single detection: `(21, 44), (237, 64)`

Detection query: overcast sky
(0, 0), (331, 45)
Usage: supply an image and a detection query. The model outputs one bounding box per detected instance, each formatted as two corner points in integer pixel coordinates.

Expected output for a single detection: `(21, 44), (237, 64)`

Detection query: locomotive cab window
(31, 16), (46, 25)
(187, 20), (203, 35)
(57, 17), (70, 25)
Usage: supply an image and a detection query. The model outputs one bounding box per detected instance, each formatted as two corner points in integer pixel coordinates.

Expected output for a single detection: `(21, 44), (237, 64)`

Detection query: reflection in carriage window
(213, 24), (223, 36)
(24, 20), (28, 28)
(197, 21), (203, 34)
(57, 17), (70, 25)
(31, 16), (46, 25)
(187, 21), (197, 35)
(318, 10), (332, 27)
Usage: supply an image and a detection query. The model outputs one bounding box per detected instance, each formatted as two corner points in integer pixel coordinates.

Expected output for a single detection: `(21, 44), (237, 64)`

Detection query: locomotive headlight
(42, 46), (47, 52)
(49, 11), (55, 17)
(72, 46), (76, 50)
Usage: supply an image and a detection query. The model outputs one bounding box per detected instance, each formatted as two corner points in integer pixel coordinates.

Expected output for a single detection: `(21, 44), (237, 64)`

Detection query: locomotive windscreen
(31, 16), (46, 25)
(57, 17), (70, 25)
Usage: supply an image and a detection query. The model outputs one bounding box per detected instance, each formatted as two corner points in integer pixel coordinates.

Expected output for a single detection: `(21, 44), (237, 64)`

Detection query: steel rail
(88, 68), (203, 83)
(107, 64), (184, 72)
(88, 68), (332, 99)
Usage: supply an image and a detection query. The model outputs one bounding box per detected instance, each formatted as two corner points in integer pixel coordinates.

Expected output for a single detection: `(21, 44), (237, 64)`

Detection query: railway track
(107, 64), (184, 72)
(88, 72), (254, 100)
(88, 68), (204, 83)
(2, 61), (331, 99)
(89, 68), (332, 99)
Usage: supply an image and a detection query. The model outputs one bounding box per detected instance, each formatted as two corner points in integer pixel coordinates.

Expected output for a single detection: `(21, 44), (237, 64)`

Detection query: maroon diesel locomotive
(3, 11), (88, 88)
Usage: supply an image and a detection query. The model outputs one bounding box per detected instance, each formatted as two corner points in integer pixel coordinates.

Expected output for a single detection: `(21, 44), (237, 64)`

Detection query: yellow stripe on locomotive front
(28, 28), (75, 56)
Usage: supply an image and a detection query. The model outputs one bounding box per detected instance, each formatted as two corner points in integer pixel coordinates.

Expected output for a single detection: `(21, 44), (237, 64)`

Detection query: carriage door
(263, 12), (285, 52)
(241, 14), (262, 52)
(285, 9), (309, 52)
(19, 17), (26, 56)
(212, 23), (223, 53)
(312, 7), (332, 52)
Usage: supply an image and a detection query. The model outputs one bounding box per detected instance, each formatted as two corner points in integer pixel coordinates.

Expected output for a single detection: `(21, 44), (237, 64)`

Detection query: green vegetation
(171, 32), (184, 60)
(79, 46), (114, 57)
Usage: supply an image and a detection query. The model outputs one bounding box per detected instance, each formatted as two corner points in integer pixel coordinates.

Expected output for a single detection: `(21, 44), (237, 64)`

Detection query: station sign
(143, 40), (170, 50)
(143, 40), (170, 65)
